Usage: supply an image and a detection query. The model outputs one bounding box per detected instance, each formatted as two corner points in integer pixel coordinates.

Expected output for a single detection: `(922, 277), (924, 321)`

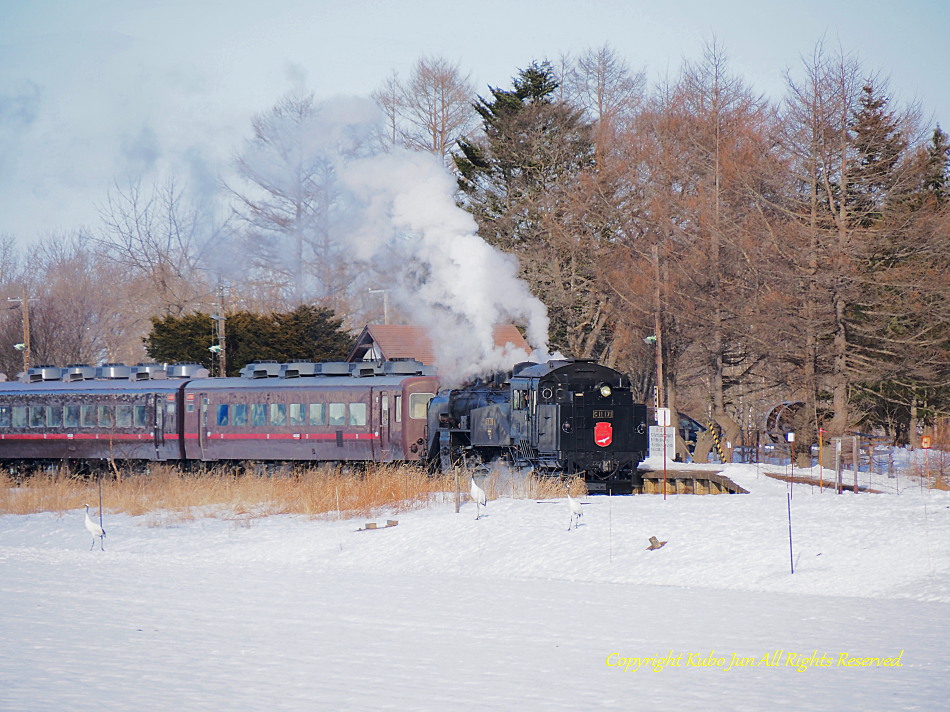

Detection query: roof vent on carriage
(278, 361), (355, 378)
(313, 362), (351, 376)
(383, 359), (428, 376)
(65, 364), (97, 381)
(350, 362), (383, 378)
(167, 363), (210, 379)
(96, 363), (132, 379)
(239, 361), (281, 379)
(132, 363), (167, 380)
(278, 361), (319, 378)
(27, 365), (64, 382)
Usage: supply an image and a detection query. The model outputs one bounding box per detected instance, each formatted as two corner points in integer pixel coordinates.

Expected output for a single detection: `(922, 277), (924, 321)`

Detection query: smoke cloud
(339, 147), (551, 381)
(264, 96), (552, 381)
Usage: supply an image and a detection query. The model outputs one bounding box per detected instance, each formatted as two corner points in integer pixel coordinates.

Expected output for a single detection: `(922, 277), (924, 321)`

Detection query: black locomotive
(427, 360), (649, 493)
(0, 358), (648, 491)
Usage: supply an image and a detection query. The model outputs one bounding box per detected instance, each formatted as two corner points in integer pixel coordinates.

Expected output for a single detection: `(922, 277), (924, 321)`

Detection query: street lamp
(7, 296), (30, 372)
(210, 314), (226, 376)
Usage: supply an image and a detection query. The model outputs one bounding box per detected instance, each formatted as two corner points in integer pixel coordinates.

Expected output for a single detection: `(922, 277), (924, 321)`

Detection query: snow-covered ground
(2, 463), (948, 711)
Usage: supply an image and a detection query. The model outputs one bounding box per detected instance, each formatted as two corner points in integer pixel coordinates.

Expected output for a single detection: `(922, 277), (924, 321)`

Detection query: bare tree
(564, 44), (646, 160)
(372, 56), (477, 163)
(228, 92), (371, 310)
(372, 70), (404, 148)
(8, 235), (142, 369)
(96, 176), (214, 316)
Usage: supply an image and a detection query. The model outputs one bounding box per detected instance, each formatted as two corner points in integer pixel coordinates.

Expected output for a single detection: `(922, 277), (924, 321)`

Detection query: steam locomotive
(428, 359), (648, 492)
(0, 359), (648, 490)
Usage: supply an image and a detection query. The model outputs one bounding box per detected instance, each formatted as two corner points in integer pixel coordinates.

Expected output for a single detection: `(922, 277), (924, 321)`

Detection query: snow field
(1, 463), (947, 710)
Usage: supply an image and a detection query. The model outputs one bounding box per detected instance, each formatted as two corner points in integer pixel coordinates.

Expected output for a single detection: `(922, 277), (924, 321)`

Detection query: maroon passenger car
(0, 361), (438, 471)
(181, 360), (438, 464)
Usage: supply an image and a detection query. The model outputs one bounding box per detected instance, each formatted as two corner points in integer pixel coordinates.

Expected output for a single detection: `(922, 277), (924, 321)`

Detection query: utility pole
(210, 284), (227, 377)
(652, 244), (665, 410)
(214, 313), (226, 376)
(8, 295), (31, 373)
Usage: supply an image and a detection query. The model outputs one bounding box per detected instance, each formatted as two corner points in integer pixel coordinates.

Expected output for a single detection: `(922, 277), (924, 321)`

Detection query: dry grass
(467, 464), (587, 500)
(909, 448), (950, 491)
(931, 417), (950, 449)
(0, 462), (586, 522)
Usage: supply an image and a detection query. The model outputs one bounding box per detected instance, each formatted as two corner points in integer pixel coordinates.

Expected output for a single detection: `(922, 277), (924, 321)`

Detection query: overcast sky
(1, 0), (948, 243)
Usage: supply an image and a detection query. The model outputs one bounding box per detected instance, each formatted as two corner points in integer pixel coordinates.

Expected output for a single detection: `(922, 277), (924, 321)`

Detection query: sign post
(787, 432), (795, 499)
(922, 435), (932, 490)
(657, 408), (671, 500)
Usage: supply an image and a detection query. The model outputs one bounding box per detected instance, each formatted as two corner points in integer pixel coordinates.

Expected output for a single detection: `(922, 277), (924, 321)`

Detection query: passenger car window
(309, 403), (326, 425)
(328, 403), (346, 426)
(216, 404), (229, 427)
(409, 393), (434, 420)
(47, 406), (63, 428)
(98, 406), (114, 428)
(80, 406), (96, 428)
(30, 406), (45, 428)
(270, 403), (287, 427)
(233, 404), (248, 427)
(116, 405), (133, 428)
(349, 402), (367, 426)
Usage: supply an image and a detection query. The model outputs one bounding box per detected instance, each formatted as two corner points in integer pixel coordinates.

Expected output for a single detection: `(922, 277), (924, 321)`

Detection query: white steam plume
(339, 147), (551, 382)
(231, 95), (552, 382)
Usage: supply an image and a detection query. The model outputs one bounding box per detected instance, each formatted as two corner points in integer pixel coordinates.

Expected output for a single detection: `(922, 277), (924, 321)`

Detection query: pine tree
(849, 83), (908, 227)
(453, 62), (608, 357)
(145, 306), (351, 376)
(923, 125), (950, 202)
(454, 61), (594, 250)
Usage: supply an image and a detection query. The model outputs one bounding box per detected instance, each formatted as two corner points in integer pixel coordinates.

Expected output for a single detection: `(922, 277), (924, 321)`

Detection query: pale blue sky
(1, 0), (948, 242)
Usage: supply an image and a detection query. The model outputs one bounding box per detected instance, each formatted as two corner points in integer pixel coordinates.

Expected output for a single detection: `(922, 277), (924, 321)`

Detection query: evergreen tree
(923, 125), (950, 202)
(843, 84), (950, 440)
(454, 62), (609, 357)
(849, 83), (909, 227)
(454, 61), (595, 250)
(145, 306), (351, 376)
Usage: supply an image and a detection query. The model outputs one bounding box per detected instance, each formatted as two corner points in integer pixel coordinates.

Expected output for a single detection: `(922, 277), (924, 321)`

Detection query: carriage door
(151, 395), (164, 446)
(198, 392), (210, 458)
(376, 389), (393, 461)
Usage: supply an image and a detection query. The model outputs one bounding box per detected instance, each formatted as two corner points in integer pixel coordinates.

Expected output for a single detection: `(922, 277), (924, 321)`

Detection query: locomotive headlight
(598, 383), (612, 398)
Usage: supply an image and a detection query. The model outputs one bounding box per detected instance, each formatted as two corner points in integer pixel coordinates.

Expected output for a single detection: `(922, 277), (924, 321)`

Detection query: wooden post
(852, 436), (859, 494)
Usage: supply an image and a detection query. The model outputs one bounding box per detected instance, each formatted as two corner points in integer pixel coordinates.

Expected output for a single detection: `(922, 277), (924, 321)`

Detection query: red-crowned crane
(471, 476), (487, 520)
(84, 504), (106, 551)
(567, 483), (584, 531)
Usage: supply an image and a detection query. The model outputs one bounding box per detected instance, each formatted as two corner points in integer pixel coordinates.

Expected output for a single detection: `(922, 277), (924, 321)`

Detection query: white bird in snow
(567, 483), (584, 531)
(471, 476), (487, 520)
(84, 504), (106, 551)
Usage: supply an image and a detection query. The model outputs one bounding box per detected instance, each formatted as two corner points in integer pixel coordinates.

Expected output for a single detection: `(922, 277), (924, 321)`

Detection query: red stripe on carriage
(0, 433), (154, 441)
(206, 432), (379, 441)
